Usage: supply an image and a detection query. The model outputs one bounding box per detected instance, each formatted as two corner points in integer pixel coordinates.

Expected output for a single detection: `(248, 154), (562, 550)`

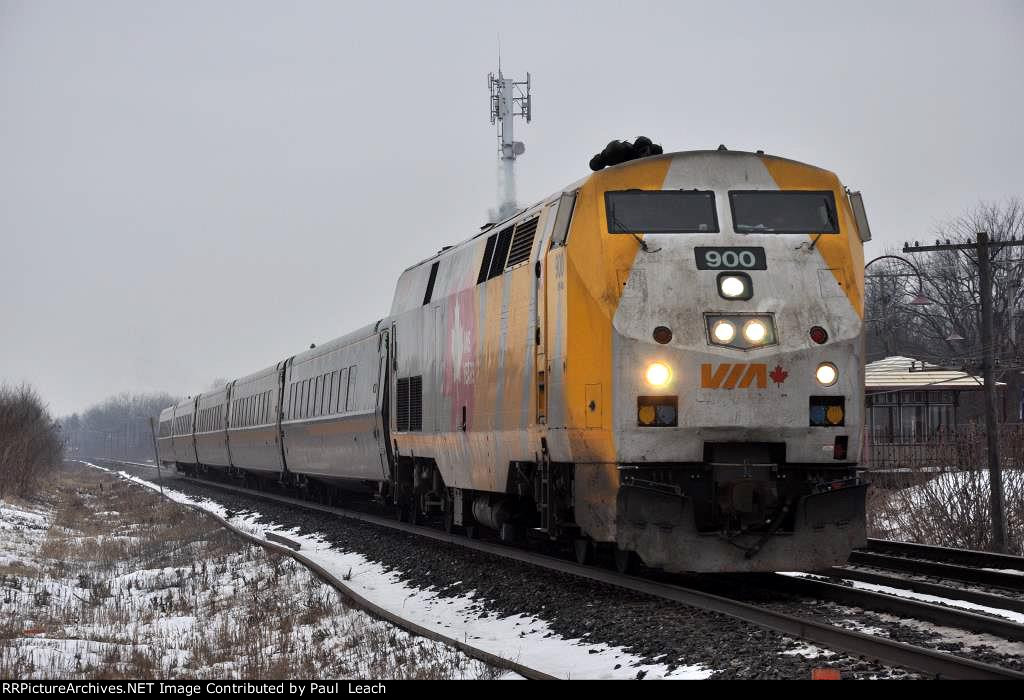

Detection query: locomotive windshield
(605, 190), (719, 233)
(729, 190), (838, 234)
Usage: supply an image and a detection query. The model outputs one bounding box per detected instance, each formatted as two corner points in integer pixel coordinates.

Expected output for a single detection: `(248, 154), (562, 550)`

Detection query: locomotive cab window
(605, 190), (718, 233)
(729, 190), (838, 234)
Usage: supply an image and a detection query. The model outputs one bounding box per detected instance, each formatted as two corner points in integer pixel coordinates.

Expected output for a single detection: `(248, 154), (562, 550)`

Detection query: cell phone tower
(488, 59), (531, 222)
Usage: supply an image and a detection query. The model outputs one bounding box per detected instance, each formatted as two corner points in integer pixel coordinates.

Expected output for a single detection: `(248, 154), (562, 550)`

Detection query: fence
(864, 423), (1024, 487)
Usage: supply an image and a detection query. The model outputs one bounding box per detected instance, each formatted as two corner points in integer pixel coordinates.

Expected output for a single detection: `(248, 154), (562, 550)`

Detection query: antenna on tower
(487, 55), (531, 222)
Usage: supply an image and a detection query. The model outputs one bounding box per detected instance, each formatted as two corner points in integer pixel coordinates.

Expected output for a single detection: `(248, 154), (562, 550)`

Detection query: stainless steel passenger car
(280, 324), (390, 485)
(194, 386), (231, 467)
(170, 398), (198, 466)
(225, 365), (284, 474)
(156, 406), (175, 464)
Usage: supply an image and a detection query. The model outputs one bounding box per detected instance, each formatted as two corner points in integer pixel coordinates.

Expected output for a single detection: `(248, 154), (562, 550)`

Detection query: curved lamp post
(864, 254), (931, 306)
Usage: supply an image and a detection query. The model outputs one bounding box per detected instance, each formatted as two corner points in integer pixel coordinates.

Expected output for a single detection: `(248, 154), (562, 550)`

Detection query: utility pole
(903, 232), (1022, 552)
(148, 417), (165, 496)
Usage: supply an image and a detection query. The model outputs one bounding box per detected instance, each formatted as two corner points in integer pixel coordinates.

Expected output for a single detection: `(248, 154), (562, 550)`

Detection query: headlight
(720, 276), (746, 297)
(718, 272), (752, 300)
(645, 362), (672, 387)
(815, 362), (838, 387)
(712, 320), (736, 343)
(706, 314), (776, 349)
(742, 319), (768, 344)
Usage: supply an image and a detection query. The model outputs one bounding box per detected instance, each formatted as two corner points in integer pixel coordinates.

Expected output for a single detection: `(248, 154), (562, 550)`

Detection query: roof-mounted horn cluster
(589, 136), (663, 171)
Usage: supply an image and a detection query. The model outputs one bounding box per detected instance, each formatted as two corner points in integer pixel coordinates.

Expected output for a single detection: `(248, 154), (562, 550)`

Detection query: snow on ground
(0, 501), (50, 571)
(90, 462), (716, 679)
(780, 572), (1024, 624)
(780, 643), (835, 659)
(0, 467), (505, 679)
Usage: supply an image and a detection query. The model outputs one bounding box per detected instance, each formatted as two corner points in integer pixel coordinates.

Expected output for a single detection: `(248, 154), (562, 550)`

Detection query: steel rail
(95, 459), (1024, 680)
(868, 538), (1024, 571)
(849, 551), (1024, 592)
(748, 573), (1024, 642)
(821, 566), (1024, 615)
(82, 460), (556, 680)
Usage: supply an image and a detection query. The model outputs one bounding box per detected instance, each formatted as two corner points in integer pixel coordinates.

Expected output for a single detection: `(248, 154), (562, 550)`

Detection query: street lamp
(865, 254), (931, 306)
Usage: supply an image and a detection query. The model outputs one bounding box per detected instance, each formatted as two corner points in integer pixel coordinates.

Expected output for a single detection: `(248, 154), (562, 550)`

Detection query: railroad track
(746, 572), (1024, 641)
(92, 458), (1024, 680)
(845, 539), (1024, 592)
(846, 551), (1024, 592)
(817, 566), (1024, 615)
(865, 538), (1024, 571)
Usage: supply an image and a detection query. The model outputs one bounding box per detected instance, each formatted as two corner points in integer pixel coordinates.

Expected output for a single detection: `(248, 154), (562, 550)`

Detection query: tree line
(61, 391), (180, 462)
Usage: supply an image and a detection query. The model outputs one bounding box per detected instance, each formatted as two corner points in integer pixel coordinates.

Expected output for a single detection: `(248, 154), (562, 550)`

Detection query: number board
(694, 247), (767, 270)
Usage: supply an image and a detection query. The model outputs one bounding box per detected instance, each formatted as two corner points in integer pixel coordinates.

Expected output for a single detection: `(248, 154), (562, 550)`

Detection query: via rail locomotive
(157, 146), (871, 573)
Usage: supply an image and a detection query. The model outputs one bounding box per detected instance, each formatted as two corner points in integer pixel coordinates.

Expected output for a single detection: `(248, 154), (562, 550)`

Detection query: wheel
(465, 524), (479, 540)
(614, 547), (640, 575)
(573, 538), (593, 566)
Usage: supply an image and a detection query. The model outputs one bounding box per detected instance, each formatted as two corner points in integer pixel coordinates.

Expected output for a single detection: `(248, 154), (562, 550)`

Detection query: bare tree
(0, 384), (64, 498)
(866, 198), (1024, 373)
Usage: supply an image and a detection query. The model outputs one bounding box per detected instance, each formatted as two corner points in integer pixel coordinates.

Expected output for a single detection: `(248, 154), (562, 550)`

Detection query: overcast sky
(2, 0), (1022, 417)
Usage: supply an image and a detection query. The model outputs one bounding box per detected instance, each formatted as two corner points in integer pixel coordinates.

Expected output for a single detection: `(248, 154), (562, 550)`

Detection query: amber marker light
(645, 362), (672, 387)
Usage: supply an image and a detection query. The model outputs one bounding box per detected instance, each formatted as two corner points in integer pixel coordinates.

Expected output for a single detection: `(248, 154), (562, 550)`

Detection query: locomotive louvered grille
(505, 217), (538, 268)
(487, 226), (515, 279)
(477, 235), (497, 284)
(395, 376), (422, 432)
(396, 378), (410, 431)
(408, 375), (423, 431)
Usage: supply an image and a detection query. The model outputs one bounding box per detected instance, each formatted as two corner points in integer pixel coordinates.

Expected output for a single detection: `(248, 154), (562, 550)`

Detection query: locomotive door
(434, 306), (443, 433)
(376, 328), (394, 478)
(540, 191), (577, 430)
(535, 209), (552, 426)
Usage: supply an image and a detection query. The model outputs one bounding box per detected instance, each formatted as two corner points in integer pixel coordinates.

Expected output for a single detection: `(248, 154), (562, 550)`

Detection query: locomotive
(158, 147), (871, 573)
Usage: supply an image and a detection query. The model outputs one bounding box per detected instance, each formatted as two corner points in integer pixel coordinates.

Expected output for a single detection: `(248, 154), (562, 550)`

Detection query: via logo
(700, 363), (767, 389)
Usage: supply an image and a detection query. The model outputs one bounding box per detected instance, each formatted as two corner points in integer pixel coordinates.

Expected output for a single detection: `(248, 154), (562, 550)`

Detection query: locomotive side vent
(505, 217), (539, 268)
(395, 376), (423, 432)
(488, 226), (515, 279)
(396, 378), (410, 431)
(477, 234), (497, 285)
(409, 375), (423, 431)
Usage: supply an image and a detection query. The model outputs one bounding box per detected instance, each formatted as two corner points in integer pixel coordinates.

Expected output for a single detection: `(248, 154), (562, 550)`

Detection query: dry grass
(0, 463), (500, 679)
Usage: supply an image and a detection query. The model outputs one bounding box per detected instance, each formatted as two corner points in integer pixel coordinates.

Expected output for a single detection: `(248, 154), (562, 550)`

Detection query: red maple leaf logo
(769, 365), (788, 385)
